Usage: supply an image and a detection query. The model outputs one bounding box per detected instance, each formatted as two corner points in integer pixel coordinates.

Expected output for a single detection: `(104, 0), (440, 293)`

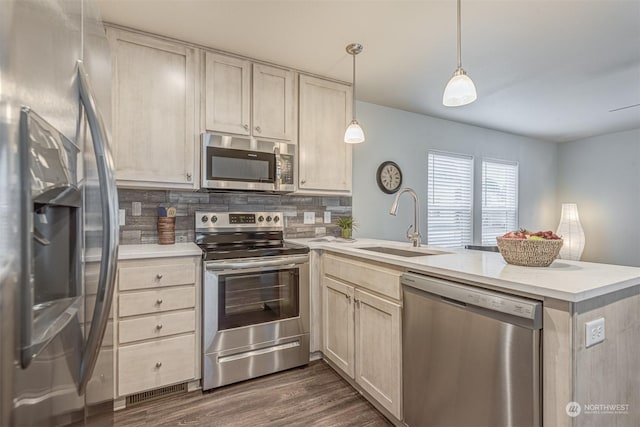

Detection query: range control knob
(258, 216), (265, 222)
(211, 216), (218, 223)
(273, 215), (280, 223)
(201, 215), (208, 223)
(266, 216), (272, 222)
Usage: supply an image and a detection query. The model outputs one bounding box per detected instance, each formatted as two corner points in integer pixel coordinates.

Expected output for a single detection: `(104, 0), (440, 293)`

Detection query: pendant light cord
(352, 51), (357, 120)
(457, 0), (462, 69)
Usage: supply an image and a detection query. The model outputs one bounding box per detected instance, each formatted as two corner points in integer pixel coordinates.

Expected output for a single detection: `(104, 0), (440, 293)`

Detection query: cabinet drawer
(324, 254), (402, 300)
(119, 262), (195, 291)
(119, 310), (195, 344)
(118, 334), (195, 396)
(118, 286), (195, 317)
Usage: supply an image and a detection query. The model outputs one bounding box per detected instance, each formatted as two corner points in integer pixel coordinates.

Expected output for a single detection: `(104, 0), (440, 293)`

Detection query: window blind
(427, 152), (473, 248)
(481, 159), (518, 245)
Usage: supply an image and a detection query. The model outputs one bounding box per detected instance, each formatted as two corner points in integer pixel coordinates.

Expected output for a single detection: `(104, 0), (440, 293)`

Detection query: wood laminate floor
(114, 360), (393, 427)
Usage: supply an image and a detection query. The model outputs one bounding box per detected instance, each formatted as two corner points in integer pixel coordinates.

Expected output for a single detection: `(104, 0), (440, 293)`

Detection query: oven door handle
(206, 255), (308, 271)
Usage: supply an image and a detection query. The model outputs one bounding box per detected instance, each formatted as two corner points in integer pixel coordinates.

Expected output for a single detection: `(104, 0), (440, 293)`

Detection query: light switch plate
(324, 211), (331, 224)
(119, 209), (126, 226)
(304, 212), (315, 224)
(585, 317), (605, 348)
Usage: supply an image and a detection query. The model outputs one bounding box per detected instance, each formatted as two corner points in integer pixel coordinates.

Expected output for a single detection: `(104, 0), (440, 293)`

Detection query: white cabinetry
(106, 27), (198, 189)
(322, 254), (402, 419)
(115, 256), (201, 399)
(298, 75), (352, 194)
(204, 52), (294, 141)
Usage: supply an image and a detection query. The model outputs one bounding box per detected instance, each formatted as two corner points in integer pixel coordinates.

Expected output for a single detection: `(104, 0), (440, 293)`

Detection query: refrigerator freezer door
(10, 0), (86, 423)
(6, 0), (116, 425)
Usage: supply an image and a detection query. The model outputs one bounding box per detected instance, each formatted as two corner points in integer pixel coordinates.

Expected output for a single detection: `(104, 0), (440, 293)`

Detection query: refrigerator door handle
(77, 60), (119, 394)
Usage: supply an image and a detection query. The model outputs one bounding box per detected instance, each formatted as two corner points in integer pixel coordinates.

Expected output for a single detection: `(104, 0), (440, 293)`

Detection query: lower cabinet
(322, 254), (403, 420)
(115, 255), (201, 401)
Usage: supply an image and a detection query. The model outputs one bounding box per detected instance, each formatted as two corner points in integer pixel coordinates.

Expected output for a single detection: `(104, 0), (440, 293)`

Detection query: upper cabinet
(204, 53), (251, 136)
(252, 63), (295, 140)
(298, 75), (352, 195)
(204, 52), (294, 141)
(106, 27), (198, 189)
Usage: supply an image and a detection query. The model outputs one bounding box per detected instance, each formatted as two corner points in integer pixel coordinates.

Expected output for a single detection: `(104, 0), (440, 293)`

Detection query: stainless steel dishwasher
(402, 273), (542, 427)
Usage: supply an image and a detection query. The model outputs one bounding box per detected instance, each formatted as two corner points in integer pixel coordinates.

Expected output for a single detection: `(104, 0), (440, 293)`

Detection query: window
(481, 159), (519, 245)
(427, 152), (473, 247)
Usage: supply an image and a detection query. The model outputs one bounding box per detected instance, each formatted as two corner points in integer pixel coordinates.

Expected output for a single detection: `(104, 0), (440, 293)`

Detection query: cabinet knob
(255, 126), (261, 133)
(156, 299), (163, 305)
(301, 179), (306, 185)
(186, 172), (192, 181)
(243, 124), (249, 131)
(156, 323), (163, 330)
(155, 362), (162, 368)
(156, 273), (163, 279)
(345, 294), (351, 303)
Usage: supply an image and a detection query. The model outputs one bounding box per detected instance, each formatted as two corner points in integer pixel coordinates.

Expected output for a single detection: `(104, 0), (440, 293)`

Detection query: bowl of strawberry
(496, 229), (563, 267)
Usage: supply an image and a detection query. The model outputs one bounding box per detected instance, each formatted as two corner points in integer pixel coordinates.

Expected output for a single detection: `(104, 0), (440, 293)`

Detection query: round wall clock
(376, 161), (403, 194)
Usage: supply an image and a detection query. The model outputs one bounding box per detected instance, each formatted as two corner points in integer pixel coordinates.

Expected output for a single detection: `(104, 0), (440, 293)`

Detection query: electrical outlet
(132, 201), (142, 216)
(304, 212), (315, 224)
(119, 209), (126, 226)
(585, 317), (605, 348)
(324, 211), (331, 224)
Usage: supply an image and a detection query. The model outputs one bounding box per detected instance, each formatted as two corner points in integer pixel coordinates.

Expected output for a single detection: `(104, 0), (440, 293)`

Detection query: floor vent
(126, 383), (187, 407)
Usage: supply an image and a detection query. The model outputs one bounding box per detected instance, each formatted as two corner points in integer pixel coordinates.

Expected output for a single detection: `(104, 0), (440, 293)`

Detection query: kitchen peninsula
(294, 238), (640, 427)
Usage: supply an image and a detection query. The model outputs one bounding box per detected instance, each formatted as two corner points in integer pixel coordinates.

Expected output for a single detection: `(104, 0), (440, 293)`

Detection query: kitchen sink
(358, 246), (446, 257)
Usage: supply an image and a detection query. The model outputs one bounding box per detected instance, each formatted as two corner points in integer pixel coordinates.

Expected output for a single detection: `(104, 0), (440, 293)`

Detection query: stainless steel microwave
(201, 132), (296, 193)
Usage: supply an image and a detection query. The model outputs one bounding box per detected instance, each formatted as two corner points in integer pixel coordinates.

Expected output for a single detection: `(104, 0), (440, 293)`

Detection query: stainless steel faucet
(389, 188), (421, 247)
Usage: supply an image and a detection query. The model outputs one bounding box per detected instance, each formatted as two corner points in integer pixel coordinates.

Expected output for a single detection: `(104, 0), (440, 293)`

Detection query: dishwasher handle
(402, 272), (542, 328)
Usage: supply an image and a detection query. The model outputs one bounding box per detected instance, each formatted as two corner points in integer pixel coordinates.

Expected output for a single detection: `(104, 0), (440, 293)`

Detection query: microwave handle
(274, 146), (281, 191)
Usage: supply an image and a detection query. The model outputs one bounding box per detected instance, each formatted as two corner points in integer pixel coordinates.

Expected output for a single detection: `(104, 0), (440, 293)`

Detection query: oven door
(201, 133), (276, 191)
(203, 255), (310, 389)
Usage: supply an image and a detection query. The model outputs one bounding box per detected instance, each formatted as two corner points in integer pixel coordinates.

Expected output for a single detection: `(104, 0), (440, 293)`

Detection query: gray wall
(352, 101), (559, 244)
(557, 128), (640, 266)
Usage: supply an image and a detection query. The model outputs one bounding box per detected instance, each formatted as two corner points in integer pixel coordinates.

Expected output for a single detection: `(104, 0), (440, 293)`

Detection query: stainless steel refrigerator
(0, 0), (119, 425)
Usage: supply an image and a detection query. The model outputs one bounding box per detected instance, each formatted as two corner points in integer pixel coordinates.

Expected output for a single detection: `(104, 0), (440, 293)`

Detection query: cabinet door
(298, 75), (352, 194)
(107, 28), (196, 189)
(252, 64), (294, 141)
(355, 288), (402, 419)
(323, 276), (355, 378)
(204, 52), (251, 135)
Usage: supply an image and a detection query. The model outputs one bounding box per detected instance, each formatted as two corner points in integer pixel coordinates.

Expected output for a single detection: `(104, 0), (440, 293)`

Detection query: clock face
(376, 161), (403, 194)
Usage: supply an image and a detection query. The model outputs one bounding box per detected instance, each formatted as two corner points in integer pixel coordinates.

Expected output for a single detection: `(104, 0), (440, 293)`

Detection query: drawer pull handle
(156, 323), (163, 330)
(156, 273), (163, 279)
(156, 299), (163, 305)
(155, 362), (162, 368)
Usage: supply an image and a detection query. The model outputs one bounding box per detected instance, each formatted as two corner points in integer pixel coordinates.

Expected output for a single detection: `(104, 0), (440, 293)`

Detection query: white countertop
(118, 243), (202, 260)
(288, 237), (640, 302)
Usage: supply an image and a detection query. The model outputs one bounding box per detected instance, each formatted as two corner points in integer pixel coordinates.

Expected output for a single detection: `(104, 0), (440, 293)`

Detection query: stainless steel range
(196, 211), (310, 390)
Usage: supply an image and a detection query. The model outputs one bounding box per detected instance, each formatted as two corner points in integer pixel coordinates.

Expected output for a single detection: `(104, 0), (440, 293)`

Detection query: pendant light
(344, 43), (365, 144)
(442, 0), (477, 107)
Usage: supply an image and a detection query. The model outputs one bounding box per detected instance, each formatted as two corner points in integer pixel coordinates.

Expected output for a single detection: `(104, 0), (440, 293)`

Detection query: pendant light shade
(443, 68), (477, 107)
(344, 43), (365, 144)
(443, 0), (477, 107)
(344, 120), (365, 144)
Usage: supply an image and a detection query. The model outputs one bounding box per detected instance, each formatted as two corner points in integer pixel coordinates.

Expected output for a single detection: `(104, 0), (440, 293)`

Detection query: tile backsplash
(117, 189), (352, 245)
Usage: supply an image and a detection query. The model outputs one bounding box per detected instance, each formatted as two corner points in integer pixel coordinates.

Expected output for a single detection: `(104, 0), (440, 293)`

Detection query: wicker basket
(496, 237), (563, 267)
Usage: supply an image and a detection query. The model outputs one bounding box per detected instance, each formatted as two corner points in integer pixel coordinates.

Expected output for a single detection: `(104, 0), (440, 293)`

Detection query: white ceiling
(96, 0), (640, 142)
